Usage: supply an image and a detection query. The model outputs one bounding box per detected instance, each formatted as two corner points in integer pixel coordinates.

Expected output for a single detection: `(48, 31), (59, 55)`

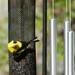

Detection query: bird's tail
(27, 37), (39, 44)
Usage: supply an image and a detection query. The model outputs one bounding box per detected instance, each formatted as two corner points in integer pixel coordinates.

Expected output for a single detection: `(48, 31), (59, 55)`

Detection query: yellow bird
(8, 37), (39, 55)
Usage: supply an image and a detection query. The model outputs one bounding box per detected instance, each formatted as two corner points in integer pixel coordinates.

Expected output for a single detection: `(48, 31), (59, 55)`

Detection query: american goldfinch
(8, 37), (39, 55)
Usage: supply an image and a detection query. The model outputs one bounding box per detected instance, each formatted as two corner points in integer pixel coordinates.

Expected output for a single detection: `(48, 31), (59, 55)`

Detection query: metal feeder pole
(64, 21), (70, 75)
(42, 0), (47, 75)
(69, 31), (74, 75)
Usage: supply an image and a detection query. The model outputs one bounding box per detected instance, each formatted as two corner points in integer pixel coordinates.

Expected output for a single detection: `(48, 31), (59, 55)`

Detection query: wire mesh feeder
(8, 0), (36, 75)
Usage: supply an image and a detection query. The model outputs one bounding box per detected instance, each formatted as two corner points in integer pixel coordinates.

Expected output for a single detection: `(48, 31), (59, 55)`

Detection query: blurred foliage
(0, 0), (8, 75)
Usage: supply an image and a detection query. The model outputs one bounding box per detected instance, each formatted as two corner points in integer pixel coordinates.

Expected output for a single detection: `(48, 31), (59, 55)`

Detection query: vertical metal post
(64, 21), (70, 75)
(42, 0), (47, 75)
(50, 19), (57, 75)
(69, 31), (74, 75)
(8, 0), (36, 75)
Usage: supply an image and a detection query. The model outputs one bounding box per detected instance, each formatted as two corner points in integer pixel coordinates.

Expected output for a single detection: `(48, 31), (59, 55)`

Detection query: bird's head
(8, 40), (22, 53)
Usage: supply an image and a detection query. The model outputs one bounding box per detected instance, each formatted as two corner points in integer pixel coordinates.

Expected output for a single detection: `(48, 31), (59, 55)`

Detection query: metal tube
(50, 18), (57, 75)
(42, 0), (47, 75)
(69, 31), (74, 75)
(64, 21), (70, 75)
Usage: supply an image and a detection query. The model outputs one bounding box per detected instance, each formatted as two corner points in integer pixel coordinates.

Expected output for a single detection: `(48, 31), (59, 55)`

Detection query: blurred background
(0, 0), (8, 75)
(0, 0), (75, 75)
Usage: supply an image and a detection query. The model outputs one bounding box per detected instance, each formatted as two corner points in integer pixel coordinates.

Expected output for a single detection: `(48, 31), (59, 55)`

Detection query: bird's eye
(13, 41), (17, 43)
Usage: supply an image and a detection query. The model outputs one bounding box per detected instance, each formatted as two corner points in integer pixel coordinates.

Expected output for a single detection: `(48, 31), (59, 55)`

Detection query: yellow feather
(8, 40), (22, 53)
